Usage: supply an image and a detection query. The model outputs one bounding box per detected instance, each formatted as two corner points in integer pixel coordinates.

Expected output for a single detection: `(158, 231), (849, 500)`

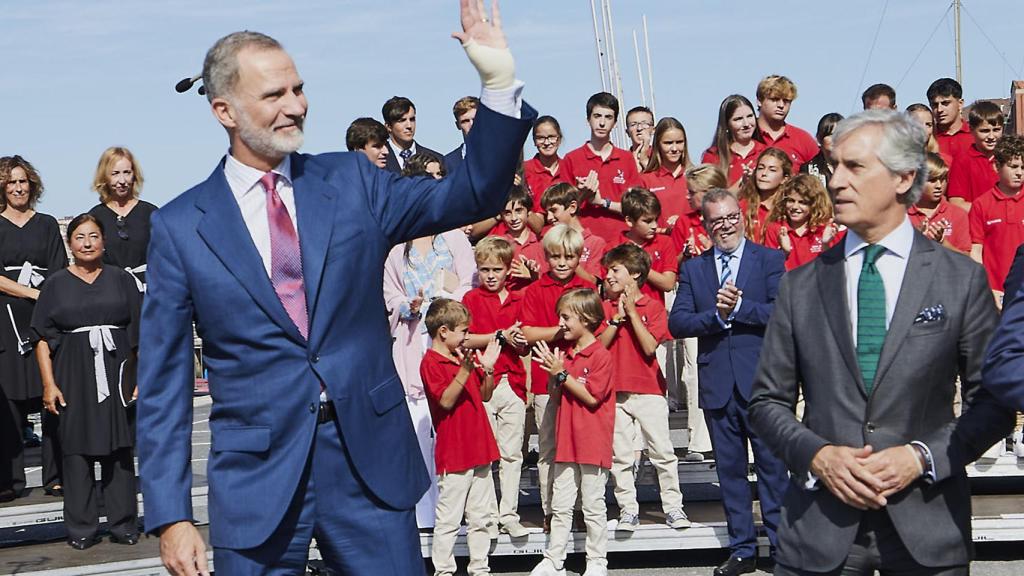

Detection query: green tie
(857, 244), (887, 395)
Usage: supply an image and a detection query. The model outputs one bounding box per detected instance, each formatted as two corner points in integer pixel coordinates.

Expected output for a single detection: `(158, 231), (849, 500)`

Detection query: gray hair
(831, 109), (928, 205)
(701, 188), (739, 221)
(202, 31), (283, 102)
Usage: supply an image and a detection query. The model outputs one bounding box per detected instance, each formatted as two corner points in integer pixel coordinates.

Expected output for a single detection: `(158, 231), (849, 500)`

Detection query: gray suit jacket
(748, 230), (1014, 572)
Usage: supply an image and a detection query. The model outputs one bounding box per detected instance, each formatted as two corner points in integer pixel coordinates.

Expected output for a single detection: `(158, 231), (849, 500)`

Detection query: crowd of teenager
(1, 72), (1022, 575)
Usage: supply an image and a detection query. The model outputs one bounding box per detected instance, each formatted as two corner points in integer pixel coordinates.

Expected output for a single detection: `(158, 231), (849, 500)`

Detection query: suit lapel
(816, 244), (866, 397)
(702, 250), (720, 296)
(735, 242), (755, 289)
(872, 232), (936, 391)
(195, 161), (305, 344)
(291, 154), (335, 340)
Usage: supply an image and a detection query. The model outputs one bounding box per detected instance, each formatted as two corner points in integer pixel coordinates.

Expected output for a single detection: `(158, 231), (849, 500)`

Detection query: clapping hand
(716, 280), (742, 321)
(778, 226), (793, 254)
(921, 219), (946, 242)
(822, 220), (839, 244)
(510, 255), (538, 280)
(532, 341), (565, 375)
(620, 282), (640, 317)
(577, 171), (600, 203)
(476, 338), (501, 372)
(505, 321), (528, 350)
(409, 289), (425, 316)
(454, 346), (475, 371)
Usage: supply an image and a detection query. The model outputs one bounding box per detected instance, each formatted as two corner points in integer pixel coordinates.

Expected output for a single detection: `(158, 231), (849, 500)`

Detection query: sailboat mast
(954, 0), (962, 85)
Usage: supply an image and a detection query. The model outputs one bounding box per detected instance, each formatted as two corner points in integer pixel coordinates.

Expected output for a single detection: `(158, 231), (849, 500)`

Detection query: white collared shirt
(843, 215), (914, 344)
(223, 154), (295, 276)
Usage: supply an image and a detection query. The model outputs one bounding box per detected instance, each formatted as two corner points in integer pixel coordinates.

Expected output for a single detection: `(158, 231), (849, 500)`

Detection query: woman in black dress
(0, 156), (68, 502)
(87, 147), (156, 293)
(33, 214), (140, 550)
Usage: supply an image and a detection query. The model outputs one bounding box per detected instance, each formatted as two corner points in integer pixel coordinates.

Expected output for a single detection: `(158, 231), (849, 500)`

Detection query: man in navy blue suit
(443, 95), (479, 175)
(669, 188), (788, 576)
(984, 243), (1024, 410)
(136, 2), (533, 574)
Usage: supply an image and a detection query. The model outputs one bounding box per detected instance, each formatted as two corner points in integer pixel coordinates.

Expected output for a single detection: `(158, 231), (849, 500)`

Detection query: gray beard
(235, 107), (304, 159)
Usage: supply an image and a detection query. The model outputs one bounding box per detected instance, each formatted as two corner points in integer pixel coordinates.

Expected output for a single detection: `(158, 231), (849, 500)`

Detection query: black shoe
(44, 484), (63, 497)
(68, 536), (101, 550)
(714, 555), (756, 576)
(110, 533), (139, 545)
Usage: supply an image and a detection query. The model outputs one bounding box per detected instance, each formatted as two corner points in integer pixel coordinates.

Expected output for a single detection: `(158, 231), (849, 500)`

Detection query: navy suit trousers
(213, 417), (423, 575)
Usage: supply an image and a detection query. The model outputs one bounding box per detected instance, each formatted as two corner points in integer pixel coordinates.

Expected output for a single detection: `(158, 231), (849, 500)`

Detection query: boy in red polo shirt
(620, 188), (678, 302)
(754, 75), (819, 172)
(597, 244), (690, 533)
(530, 289), (613, 576)
(521, 225), (596, 532)
(461, 236), (532, 538)
(491, 186), (543, 291)
(908, 153), (970, 254)
(970, 135), (1024, 307)
(560, 92), (641, 244)
(928, 77), (973, 161)
(540, 183), (607, 284)
(420, 299), (501, 576)
(948, 100), (1004, 209)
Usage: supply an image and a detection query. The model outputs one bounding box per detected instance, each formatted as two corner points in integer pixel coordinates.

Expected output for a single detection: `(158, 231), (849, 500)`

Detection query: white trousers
(610, 393), (682, 514)
(483, 377), (526, 526)
(544, 463), (608, 569)
(431, 465), (493, 576)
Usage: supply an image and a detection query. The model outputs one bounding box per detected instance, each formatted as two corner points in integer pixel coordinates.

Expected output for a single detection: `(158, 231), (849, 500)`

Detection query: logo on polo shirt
(987, 219), (1003, 226)
(613, 170), (625, 185)
(653, 250), (661, 261)
(811, 236), (824, 253)
(650, 186), (666, 192)
(578, 367), (590, 387)
(581, 247), (592, 262)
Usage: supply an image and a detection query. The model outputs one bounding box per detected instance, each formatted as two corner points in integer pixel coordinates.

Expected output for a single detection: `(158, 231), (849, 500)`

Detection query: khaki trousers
(683, 337), (712, 452)
(532, 393), (557, 515)
(544, 462), (609, 570)
(483, 377), (526, 526)
(611, 392), (682, 514)
(431, 465), (493, 576)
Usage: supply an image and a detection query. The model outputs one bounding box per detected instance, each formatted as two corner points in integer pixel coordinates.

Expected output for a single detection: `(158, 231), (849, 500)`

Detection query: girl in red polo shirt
(763, 174), (841, 270)
(524, 116), (566, 200)
(530, 288), (613, 576)
(739, 147), (793, 244)
(701, 94), (768, 191)
(640, 117), (694, 235)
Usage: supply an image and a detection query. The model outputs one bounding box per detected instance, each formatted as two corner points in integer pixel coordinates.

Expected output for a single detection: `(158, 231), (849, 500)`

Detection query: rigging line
(851, 0), (890, 114)
(895, 2), (953, 90)
(961, 3), (1022, 78)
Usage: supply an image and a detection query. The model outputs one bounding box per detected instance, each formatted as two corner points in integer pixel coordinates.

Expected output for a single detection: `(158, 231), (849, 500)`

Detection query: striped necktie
(719, 252), (734, 287)
(856, 244), (886, 395)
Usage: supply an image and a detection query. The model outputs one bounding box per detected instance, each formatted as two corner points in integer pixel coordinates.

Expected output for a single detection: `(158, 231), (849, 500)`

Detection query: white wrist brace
(462, 39), (515, 90)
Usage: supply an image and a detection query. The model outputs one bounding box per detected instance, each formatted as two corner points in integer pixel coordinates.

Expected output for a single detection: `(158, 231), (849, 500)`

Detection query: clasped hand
(810, 444), (924, 510)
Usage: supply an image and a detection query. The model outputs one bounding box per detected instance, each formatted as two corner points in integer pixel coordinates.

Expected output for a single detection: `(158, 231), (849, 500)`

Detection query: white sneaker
(616, 511), (640, 532)
(529, 557), (566, 576)
(581, 562), (609, 576)
(500, 520), (531, 538)
(666, 508), (691, 529)
(1013, 430), (1024, 458)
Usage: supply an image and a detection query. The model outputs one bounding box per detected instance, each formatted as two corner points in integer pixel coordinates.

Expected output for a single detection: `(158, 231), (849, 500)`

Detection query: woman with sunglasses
(87, 148), (156, 293)
(0, 156), (68, 502)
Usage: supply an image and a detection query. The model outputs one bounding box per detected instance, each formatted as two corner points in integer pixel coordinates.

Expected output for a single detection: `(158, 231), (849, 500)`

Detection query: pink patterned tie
(261, 172), (308, 339)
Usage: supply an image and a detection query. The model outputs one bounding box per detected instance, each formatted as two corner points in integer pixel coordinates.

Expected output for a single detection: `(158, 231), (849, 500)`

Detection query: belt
(124, 264), (147, 293)
(4, 263), (46, 287)
(68, 325), (123, 403)
(317, 401), (336, 425)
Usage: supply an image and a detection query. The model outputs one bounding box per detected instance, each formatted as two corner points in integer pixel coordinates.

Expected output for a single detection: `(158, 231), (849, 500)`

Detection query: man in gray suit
(748, 109), (1014, 575)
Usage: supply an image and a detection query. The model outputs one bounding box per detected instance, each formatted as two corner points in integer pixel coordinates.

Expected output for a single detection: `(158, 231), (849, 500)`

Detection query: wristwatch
(555, 370), (569, 386)
(495, 329), (507, 347)
(603, 198), (612, 210)
(608, 316), (626, 327)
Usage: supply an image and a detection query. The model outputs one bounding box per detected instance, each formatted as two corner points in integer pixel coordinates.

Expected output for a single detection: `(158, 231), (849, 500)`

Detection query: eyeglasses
(534, 135), (559, 143)
(708, 212), (742, 230)
(627, 121), (653, 130)
(115, 215), (129, 240)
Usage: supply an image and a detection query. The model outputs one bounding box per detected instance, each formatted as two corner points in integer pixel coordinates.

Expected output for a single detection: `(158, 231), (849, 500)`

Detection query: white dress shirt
(224, 154), (295, 276)
(843, 215), (914, 344)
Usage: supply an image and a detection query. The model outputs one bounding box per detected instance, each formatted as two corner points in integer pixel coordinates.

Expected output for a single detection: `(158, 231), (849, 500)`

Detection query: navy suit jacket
(984, 243), (1024, 410)
(443, 144), (465, 176)
(137, 103), (536, 549)
(669, 241), (785, 410)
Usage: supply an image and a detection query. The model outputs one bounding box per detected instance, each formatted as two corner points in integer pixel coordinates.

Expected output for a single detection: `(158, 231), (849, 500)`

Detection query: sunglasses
(115, 215), (129, 240)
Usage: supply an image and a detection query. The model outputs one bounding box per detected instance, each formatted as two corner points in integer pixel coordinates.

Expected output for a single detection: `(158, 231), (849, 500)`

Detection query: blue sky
(6, 0), (1024, 217)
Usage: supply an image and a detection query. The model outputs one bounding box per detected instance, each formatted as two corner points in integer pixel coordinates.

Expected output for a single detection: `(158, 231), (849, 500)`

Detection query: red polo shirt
(531, 226), (606, 280)
(948, 144), (998, 203)
(462, 287), (527, 401)
(620, 231), (679, 302)
(520, 273), (597, 395)
(561, 143), (641, 244)
(523, 154), (565, 198)
(701, 140), (769, 187)
(669, 211), (710, 260)
(969, 186), (1024, 291)
(762, 221), (843, 270)
(600, 296), (670, 395)
(757, 123), (819, 173)
(936, 122), (974, 164)
(554, 340), (615, 468)
(640, 166), (691, 230)
(421, 349), (500, 474)
(739, 199), (772, 244)
(907, 198), (971, 253)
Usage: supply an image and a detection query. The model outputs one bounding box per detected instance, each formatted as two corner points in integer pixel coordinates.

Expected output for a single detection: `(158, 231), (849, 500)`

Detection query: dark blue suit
(984, 243), (1024, 410)
(137, 103), (535, 573)
(669, 241), (789, 558)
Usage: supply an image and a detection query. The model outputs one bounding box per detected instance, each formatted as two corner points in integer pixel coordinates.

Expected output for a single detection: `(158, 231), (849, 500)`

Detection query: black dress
(30, 266), (139, 455)
(88, 201), (157, 292)
(0, 213), (69, 400)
